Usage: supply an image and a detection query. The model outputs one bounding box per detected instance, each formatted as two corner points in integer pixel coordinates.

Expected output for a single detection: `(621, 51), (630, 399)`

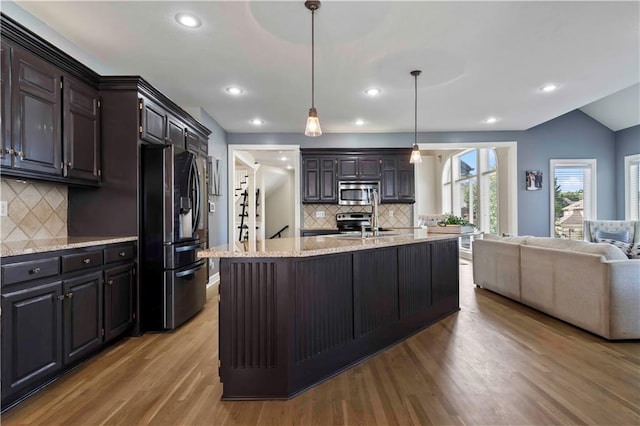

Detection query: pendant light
(409, 70), (422, 164)
(304, 0), (322, 137)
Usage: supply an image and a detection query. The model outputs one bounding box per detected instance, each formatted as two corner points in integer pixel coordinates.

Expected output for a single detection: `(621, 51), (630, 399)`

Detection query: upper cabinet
(337, 156), (381, 180)
(301, 149), (414, 204)
(0, 18), (102, 187)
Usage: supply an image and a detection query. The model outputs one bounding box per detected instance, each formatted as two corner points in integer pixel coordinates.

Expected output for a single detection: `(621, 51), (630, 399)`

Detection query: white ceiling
(10, 1), (640, 134)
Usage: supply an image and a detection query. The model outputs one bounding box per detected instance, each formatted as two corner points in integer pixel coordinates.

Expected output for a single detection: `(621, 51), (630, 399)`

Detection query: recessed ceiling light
(280, 156), (287, 161)
(354, 119), (366, 126)
(250, 118), (264, 125)
(539, 84), (558, 93)
(364, 88), (381, 96)
(226, 87), (243, 95)
(484, 117), (498, 124)
(286, 165), (293, 170)
(175, 13), (201, 28)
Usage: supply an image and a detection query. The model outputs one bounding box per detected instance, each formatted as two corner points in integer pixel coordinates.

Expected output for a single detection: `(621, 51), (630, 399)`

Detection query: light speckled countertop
(1, 236), (138, 257)
(198, 229), (458, 258)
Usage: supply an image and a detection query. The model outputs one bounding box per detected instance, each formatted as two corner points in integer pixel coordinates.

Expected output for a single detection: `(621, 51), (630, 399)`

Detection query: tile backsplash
(303, 204), (413, 229)
(1, 178), (68, 241)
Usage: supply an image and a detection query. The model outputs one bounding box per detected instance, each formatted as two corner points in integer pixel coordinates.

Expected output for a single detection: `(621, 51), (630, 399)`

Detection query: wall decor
(526, 170), (543, 191)
(209, 156), (221, 196)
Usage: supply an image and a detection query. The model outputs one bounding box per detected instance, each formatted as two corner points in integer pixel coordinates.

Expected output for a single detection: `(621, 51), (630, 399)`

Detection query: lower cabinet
(104, 264), (134, 343)
(1, 281), (64, 400)
(0, 242), (136, 410)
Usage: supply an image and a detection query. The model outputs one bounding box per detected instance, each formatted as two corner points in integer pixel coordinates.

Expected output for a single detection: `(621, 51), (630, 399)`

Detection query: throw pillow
(595, 229), (631, 244)
(629, 243), (640, 259)
(595, 236), (632, 258)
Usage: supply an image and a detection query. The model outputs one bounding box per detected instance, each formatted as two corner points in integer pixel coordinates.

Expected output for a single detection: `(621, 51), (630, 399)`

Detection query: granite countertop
(198, 229), (459, 258)
(1, 236), (138, 257)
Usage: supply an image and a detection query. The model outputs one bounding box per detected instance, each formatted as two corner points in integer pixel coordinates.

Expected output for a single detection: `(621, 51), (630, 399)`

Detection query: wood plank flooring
(2, 260), (639, 425)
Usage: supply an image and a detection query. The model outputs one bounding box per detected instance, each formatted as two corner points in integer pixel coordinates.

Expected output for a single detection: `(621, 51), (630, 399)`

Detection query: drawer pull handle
(82, 258), (91, 264)
(66, 292), (73, 299)
(30, 267), (41, 274)
(108, 279), (114, 285)
(119, 251), (126, 257)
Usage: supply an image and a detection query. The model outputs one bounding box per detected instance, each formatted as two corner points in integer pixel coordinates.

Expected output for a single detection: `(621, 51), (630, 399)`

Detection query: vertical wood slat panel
(353, 248), (398, 337)
(432, 240), (459, 303)
(228, 261), (277, 369)
(398, 242), (432, 318)
(295, 255), (353, 363)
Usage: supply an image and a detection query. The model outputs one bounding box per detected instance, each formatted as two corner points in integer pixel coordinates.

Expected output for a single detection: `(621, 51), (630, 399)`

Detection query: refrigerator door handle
(191, 159), (201, 236)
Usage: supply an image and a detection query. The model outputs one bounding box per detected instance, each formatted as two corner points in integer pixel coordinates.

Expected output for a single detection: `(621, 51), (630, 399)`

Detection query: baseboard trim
(206, 273), (220, 301)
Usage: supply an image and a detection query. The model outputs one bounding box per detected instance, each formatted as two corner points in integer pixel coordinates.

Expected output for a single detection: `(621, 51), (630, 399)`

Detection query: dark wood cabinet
(167, 114), (186, 147)
(0, 21), (102, 186)
(63, 271), (103, 364)
(337, 156), (381, 180)
(302, 156), (337, 203)
(302, 149), (414, 204)
(104, 263), (134, 343)
(1, 242), (136, 409)
(381, 154), (415, 203)
(1, 281), (64, 400)
(139, 96), (167, 145)
(62, 74), (100, 182)
(186, 128), (200, 153)
(10, 46), (62, 176)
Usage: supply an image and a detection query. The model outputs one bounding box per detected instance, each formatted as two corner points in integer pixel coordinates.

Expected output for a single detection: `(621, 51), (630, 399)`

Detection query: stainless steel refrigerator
(140, 144), (208, 331)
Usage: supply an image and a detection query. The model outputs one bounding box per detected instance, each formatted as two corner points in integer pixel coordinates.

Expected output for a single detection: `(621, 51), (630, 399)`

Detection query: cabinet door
(320, 157), (337, 202)
(139, 97), (166, 145)
(167, 115), (186, 148)
(358, 157), (382, 180)
(1, 281), (63, 400)
(1, 41), (11, 168)
(63, 271), (103, 365)
(186, 128), (199, 153)
(62, 74), (100, 182)
(302, 157), (320, 202)
(11, 47), (62, 175)
(380, 156), (397, 202)
(337, 157), (358, 180)
(397, 156), (415, 202)
(104, 263), (134, 343)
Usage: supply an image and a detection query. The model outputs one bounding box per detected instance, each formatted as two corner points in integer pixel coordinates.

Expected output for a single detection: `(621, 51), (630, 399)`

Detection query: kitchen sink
(325, 231), (412, 240)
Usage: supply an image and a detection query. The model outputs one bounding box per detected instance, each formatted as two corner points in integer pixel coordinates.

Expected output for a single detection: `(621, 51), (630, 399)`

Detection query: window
(550, 159), (596, 240)
(442, 148), (498, 236)
(625, 154), (640, 220)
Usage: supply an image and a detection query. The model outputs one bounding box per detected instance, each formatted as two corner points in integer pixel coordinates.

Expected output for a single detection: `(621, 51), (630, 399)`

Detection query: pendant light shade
(409, 70), (422, 164)
(304, 0), (322, 137)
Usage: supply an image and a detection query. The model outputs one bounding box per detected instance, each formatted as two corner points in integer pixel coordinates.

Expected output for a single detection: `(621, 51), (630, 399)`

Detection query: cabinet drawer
(104, 245), (135, 264)
(1, 257), (60, 286)
(61, 250), (103, 273)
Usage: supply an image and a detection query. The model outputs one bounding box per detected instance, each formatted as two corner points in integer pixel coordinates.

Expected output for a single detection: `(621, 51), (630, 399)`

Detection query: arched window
(442, 148), (498, 234)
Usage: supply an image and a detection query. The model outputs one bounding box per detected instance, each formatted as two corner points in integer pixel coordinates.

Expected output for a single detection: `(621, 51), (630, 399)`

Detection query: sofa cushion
(523, 237), (629, 261)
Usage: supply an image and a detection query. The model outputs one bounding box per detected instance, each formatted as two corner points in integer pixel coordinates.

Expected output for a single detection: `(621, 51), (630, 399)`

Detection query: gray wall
(230, 110), (618, 237)
(615, 125), (640, 219)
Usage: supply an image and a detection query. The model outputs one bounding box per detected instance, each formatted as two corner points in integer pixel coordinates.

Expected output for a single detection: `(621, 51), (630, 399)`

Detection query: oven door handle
(175, 260), (206, 278)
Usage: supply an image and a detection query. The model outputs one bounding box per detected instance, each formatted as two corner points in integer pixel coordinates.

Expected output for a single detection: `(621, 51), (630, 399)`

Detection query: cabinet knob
(7, 148), (14, 156)
(119, 251), (126, 257)
(17, 151), (24, 158)
(108, 279), (114, 285)
(30, 267), (41, 274)
(66, 292), (74, 299)
(82, 258), (91, 264)
(67, 162), (72, 169)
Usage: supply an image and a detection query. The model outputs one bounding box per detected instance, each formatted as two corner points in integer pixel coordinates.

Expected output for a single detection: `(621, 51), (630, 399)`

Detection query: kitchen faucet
(370, 188), (379, 236)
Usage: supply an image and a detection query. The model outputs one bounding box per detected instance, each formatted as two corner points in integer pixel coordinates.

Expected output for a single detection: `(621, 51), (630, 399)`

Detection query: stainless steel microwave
(338, 181), (379, 205)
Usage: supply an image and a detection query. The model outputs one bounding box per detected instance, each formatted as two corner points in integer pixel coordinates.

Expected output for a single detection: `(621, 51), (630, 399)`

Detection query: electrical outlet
(208, 201), (215, 213)
(388, 210), (394, 218)
(315, 210), (325, 218)
(0, 201), (6, 217)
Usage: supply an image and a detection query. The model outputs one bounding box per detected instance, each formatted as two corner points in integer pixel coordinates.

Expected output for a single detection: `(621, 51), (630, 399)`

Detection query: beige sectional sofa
(473, 234), (640, 340)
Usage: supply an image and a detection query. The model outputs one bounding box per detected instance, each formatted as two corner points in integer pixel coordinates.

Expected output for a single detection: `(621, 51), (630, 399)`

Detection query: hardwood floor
(3, 261), (639, 425)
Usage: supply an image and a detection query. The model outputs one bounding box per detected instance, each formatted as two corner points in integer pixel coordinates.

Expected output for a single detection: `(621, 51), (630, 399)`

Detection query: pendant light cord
(311, 8), (315, 109)
(414, 73), (418, 145)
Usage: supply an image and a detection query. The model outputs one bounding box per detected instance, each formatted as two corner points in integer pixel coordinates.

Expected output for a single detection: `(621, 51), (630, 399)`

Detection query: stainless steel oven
(338, 181), (379, 206)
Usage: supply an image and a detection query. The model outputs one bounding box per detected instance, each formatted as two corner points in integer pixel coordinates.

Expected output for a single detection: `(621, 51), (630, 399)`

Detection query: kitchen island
(198, 230), (460, 400)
